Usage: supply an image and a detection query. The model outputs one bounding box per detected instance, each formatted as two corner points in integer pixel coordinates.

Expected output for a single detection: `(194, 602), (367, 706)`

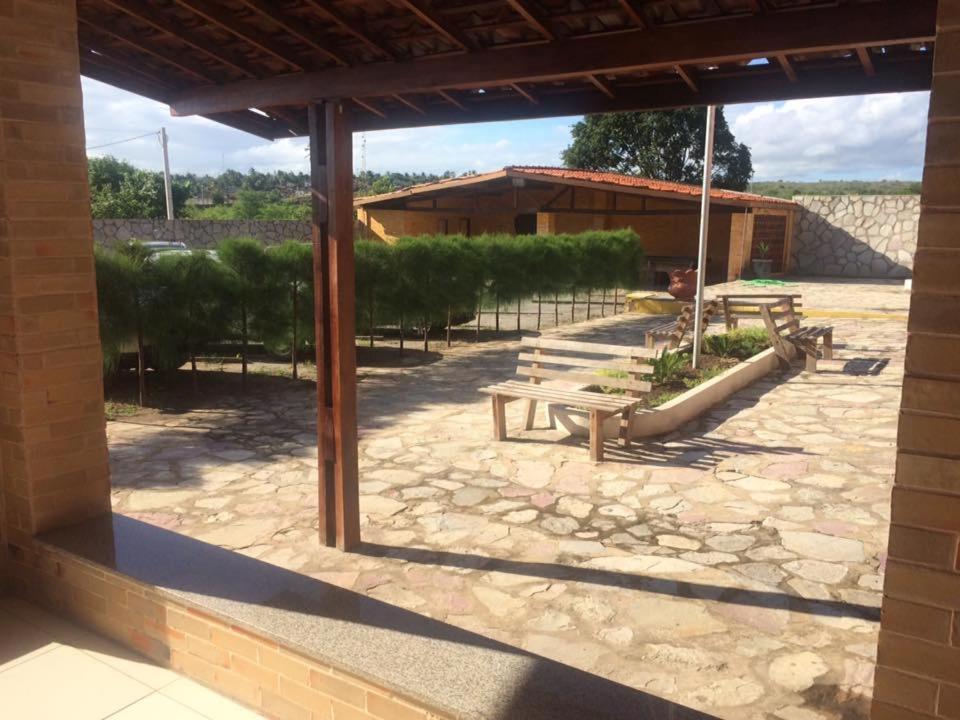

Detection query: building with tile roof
(355, 167), (797, 284)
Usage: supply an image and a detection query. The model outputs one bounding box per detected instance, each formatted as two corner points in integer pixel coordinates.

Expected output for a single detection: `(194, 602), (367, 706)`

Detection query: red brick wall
(0, 0), (111, 550)
(873, 2), (960, 718)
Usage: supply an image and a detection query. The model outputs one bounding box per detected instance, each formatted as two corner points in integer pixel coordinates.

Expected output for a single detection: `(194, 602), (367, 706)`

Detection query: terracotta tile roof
(507, 166), (794, 206)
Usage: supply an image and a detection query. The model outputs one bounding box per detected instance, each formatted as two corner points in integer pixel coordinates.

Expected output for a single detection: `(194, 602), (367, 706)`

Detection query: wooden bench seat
(645, 300), (719, 349)
(480, 337), (657, 461)
(719, 294), (804, 330)
(759, 298), (834, 372)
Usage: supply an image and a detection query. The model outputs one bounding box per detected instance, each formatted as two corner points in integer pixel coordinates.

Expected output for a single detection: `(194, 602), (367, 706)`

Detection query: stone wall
(791, 195), (919, 278)
(93, 219), (311, 249)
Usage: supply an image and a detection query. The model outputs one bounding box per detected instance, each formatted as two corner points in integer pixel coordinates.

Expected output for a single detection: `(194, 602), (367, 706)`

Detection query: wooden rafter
(236, 0), (349, 66)
(587, 74), (615, 98)
(301, 0), (397, 60)
(173, 0), (309, 71)
(856, 46), (877, 77)
(617, 0), (647, 29)
(776, 53), (798, 82)
(169, 2), (935, 117)
(353, 97), (387, 118)
(510, 83), (539, 105)
(675, 64), (699, 92)
(99, 0), (258, 78)
(395, 0), (473, 51)
(349, 59), (932, 132)
(77, 17), (211, 84)
(393, 94), (426, 115)
(437, 89), (467, 110)
(506, 0), (555, 40)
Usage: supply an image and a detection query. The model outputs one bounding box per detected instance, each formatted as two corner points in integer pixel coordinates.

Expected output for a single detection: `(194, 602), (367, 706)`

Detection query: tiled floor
(0, 595), (261, 720)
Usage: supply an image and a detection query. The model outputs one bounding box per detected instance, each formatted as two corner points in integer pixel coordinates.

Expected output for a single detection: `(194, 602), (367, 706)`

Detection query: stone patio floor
(108, 279), (909, 720)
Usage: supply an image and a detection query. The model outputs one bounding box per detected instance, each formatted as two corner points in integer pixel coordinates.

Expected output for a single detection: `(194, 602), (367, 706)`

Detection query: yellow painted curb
(803, 309), (908, 321)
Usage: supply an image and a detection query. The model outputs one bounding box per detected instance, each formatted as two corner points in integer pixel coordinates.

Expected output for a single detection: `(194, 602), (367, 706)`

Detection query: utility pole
(160, 127), (174, 220)
(692, 105), (716, 370)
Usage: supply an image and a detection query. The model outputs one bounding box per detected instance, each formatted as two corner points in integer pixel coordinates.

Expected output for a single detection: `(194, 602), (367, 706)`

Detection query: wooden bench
(759, 297), (834, 372)
(645, 300), (719, 349)
(480, 337), (657, 462)
(718, 293), (804, 330)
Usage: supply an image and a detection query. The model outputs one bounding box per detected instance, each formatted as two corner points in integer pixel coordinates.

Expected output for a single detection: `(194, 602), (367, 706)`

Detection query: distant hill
(748, 180), (921, 199)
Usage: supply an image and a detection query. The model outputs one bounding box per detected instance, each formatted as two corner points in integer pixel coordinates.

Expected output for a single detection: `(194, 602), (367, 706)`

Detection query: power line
(86, 130), (159, 151)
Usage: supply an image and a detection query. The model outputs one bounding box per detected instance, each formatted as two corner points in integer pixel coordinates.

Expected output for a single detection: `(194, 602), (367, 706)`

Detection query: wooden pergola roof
(77, 0), (937, 139)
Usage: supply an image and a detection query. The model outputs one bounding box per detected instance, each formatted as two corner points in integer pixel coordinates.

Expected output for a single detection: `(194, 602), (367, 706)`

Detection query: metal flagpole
(692, 105), (717, 370)
(160, 127), (174, 220)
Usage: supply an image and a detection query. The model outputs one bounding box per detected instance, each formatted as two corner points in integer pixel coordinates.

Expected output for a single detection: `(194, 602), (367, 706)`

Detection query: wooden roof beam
(77, 17), (212, 84)
(618, 0), (647, 29)
(776, 53), (798, 82)
(506, 0), (556, 40)
(856, 47), (877, 77)
(587, 74), (616, 98)
(349, 58), (932, 132)
(99, 0), (258, 78)
(510, 83), (539, 105)
(675, 65), (699, 92)
(300, 0), (397, 60)
(393, 94), (426, 115)
(173, 0), (310, 71)
(236, 0), (349, 66)
(354, 98), (387, 118)
(169, 0), (936, 116)
(437, 89), (467, 110)
(395, 0), (474, 51)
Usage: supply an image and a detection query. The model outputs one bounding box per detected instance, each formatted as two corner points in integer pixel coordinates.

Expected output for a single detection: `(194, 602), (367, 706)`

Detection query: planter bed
(550, 344), (792, 440)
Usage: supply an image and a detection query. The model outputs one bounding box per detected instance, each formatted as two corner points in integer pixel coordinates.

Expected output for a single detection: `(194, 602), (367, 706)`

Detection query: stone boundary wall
(93, 219), (311, 249)
(791, 195), (919, 278)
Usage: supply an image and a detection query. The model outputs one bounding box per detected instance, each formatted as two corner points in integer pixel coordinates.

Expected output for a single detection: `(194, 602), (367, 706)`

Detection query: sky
(81, 77), (931, 182)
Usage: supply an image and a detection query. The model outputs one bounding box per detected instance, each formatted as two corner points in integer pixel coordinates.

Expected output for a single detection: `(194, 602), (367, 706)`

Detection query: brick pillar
(873, 3), (960, 718)
(0, 0), (111, 551)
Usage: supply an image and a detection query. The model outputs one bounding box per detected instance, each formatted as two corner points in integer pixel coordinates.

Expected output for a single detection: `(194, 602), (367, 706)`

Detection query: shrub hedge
(94, 230), (644, 395)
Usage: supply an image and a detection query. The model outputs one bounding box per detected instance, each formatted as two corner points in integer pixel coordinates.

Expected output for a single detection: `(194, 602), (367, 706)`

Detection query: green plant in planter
(703, 327), (771, 360)
(752, 241), (774, 279)
(648, 350), (688, 386)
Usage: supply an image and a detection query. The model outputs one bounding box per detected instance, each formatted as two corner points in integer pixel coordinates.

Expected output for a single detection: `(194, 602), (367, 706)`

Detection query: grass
(104, 401), (139, 421)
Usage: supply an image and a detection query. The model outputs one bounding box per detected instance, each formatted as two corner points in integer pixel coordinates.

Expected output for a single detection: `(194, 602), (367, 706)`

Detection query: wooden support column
(309, 101), (360, 551)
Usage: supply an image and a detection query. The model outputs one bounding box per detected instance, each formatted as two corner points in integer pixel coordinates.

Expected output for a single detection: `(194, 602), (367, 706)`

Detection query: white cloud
(726, 92), (930, 181)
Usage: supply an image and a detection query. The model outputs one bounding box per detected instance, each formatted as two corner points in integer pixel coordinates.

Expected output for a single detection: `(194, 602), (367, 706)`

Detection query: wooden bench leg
(492, 395), (508, 441)
(589, 410), (604, 462)
(804, 347), (818, 373)
(822, 330), (834, 360)
(645, 334), (655, 350)
(618, 407), (634, 448)
(523, 399), (538, 431)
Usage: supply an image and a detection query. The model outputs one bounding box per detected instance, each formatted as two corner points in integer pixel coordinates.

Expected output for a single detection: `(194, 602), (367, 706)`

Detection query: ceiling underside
(76, 0), (938, 139)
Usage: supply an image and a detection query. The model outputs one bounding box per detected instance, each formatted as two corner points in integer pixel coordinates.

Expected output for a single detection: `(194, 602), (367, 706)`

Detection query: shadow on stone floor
(41, 514), (720, 720)
(527, 433), (812, 469)
(356, 543), (881, 622)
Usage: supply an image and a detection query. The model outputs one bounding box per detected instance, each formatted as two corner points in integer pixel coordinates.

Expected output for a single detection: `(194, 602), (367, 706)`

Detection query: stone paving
(108, 280), (909, 720)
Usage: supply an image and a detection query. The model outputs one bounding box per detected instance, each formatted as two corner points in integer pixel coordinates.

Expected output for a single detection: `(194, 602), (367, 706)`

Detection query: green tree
(265, 241), (314, 378)
(218, 237), (270, 388)
(562, 108), (753, 191)
(355, 241), (396, 348)
(89, 156), (189, 218)
(147, 251), (230, 392)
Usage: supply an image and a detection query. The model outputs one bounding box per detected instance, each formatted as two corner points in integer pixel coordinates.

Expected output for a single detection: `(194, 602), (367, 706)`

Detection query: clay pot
(667, 268), (697, 301)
